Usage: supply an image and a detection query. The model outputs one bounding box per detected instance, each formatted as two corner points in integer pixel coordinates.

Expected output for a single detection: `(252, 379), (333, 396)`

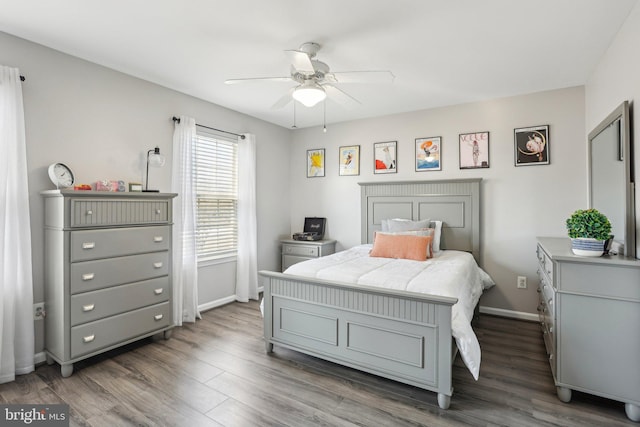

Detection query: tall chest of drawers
(536, 237), (640, 422)
(42, 190), (177, 377)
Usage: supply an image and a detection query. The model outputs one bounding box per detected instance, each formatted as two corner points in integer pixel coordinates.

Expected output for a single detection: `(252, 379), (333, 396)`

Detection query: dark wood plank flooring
(0, 300), (635, 426)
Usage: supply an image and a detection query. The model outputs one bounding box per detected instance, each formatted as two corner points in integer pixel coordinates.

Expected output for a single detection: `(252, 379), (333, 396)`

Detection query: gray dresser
(280, 239), (336, 271)
(536, 237), (640, 422)
(42, 190), (177, 377)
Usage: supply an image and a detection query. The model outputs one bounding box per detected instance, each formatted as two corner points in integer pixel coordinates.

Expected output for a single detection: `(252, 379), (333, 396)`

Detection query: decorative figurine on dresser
(41, 189), (177, 377)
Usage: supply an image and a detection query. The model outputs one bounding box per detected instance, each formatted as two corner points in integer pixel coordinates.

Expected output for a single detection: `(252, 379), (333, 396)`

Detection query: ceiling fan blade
(325, 71), (395, 84)
(284, 50), (315, 73)
(323, 84), (361, 109)
(271, 88), (294, 110)
(224, 77), (292, 84)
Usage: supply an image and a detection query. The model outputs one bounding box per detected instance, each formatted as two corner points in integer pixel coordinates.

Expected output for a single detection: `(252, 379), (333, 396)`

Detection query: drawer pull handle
(153, 236), (164, 242)
(155, 209), (161, 215)
(82, 242), (95, 249)
(82, 304), (95, 312)
(153, 262), (163, 269)
(154, 288), (164, 295)
(86, 210), (93, 216)
(82, 273), (95, 281)
(83, 334), (95, 343)
(154, 314), (164, 321)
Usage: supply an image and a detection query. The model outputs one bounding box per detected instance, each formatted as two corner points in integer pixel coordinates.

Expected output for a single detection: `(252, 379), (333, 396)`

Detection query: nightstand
(280, 239), (336, 272)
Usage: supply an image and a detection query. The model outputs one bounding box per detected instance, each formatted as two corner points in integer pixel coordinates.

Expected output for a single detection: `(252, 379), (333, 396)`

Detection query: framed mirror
(587, 100), (635, 257)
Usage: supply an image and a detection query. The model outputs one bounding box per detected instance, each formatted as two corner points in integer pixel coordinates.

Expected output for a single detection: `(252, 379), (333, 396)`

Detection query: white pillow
(431, 220), (442, 252)
(385, 218), (431, 232)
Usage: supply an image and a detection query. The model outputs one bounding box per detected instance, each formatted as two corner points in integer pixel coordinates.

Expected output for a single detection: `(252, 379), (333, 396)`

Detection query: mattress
(282, 244), (495, 380)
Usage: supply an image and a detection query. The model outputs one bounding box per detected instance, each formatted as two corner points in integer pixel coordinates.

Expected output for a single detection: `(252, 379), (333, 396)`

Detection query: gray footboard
(260, 270), (458, 409)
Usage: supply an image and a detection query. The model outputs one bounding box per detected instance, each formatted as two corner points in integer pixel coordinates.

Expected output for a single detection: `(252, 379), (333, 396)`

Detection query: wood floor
(0, 300), (635, 426)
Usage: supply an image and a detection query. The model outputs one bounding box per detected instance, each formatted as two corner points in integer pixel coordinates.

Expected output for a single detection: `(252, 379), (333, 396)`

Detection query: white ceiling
(0, 0), (637, 129)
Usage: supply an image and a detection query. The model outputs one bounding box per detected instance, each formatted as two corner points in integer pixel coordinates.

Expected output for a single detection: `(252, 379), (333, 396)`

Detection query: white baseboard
(479, 306), (539, 322)
(198, 287), (264, 314)
(198, 295), (237, 313)
(34, 351), (47, 366)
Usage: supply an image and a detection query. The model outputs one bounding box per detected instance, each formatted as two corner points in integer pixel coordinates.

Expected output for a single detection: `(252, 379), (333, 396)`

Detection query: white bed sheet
(283, 244), (495, 380)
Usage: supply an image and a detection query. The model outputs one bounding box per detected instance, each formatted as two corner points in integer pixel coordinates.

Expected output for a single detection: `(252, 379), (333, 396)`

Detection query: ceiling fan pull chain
(323, 100), (327, 133)
(292, 100), (297, 129)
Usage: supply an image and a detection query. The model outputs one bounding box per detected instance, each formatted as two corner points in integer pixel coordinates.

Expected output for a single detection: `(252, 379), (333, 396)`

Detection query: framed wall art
(339, 145), (360, 176)
(374, 141), (397, 174)
(415, 136), (441, 171)
(307, 148), (325, 177)
(459, 131), (490, 169)
(514, 125), (549, 166)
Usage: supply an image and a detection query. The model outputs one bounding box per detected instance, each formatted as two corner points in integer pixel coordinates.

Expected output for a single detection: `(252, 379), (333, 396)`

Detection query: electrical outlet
(517, 276), (527, 289)
(33, 302), (45, 320)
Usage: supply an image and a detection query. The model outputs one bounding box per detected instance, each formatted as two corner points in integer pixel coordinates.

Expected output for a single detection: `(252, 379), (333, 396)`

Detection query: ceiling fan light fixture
(292, 82), (326, 107)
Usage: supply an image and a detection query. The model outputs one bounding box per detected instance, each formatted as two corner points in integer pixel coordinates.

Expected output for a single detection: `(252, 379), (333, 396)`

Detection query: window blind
(194, 129), (238, 262)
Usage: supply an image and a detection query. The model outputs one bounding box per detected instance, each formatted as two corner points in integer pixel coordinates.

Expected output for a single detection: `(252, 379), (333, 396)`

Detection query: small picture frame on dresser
(129, 183), (143, 192)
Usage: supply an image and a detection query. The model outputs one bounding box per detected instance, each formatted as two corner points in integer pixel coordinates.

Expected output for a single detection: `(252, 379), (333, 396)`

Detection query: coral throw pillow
(370, 233), (433, 261)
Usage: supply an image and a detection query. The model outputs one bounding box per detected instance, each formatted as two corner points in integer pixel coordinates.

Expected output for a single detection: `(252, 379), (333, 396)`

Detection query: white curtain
(0, 65), (35, 383)
(171, 116), (200, 325)
(236, 134), (258, 302)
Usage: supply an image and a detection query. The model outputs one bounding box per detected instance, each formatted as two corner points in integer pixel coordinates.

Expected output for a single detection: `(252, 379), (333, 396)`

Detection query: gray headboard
(359, 179), (482, 262)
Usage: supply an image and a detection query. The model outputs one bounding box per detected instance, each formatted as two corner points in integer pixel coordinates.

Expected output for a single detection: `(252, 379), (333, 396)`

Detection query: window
(194, 129), (238, 262)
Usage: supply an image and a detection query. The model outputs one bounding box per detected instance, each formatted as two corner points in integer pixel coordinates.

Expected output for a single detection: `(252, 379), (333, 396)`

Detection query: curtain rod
(172, 116), (245, 140)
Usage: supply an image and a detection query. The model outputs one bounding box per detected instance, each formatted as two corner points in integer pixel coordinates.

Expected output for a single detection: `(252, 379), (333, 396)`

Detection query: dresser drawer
(536, 244), (554, 285)
(70, 226), (170, 262)
(70, 301), (171, 358)
(70, 199), (170, 227)
(70, 276), (169, 326)
(283, 244), (319, 257)
(70, 251), (169, 294)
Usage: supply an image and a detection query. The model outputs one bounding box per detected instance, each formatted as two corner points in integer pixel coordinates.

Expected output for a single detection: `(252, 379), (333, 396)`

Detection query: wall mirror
(588, 100), (635, 257)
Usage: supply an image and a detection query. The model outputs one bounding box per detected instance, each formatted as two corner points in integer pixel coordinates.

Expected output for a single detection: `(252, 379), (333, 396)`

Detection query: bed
(259, 179), (489, 409)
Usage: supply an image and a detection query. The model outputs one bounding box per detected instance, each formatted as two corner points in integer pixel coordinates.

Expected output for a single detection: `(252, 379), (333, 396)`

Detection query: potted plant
(565, 208), (612, 257)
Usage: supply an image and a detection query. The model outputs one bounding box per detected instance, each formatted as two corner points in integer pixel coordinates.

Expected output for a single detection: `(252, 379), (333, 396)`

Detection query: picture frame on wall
(339, 145), (360, 176)
(514, 125), (550, 166)
(415, 136), (441, 171)
(374, 141), (397, 174)
(307, 148), (325, 177)
(459, 131), (490, 169)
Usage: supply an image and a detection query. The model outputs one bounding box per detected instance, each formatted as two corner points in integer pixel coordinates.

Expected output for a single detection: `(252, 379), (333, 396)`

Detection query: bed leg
(265, 341), (273, 353)
(625, 403), (640, 422)
(437, 393), (451, 409)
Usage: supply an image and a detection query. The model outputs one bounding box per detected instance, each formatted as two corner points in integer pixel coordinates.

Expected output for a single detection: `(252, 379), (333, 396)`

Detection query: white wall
(586, 1), (640, 259)
(290, 87), (586, 316)
(0, 31), (292, 352)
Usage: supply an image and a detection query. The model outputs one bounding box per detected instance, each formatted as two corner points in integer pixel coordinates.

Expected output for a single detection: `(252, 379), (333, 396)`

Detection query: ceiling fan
(224, 42), (395, 109)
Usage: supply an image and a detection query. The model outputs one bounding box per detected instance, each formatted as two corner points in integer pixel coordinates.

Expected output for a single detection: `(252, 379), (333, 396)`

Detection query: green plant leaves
(566, 208), (612, 240)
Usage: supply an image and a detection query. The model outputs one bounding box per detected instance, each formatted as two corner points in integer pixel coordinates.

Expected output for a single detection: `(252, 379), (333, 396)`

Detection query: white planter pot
(571, 238), (605, 257)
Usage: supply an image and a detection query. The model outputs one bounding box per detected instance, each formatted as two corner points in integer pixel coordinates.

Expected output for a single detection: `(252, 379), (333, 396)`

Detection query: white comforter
(283, 244), (495, 380)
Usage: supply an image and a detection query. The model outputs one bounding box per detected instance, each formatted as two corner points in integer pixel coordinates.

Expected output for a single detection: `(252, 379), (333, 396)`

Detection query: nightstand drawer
(70, 226), (170, 262)
(283, 244), (319, 257)
(70, 276), (169, 326)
